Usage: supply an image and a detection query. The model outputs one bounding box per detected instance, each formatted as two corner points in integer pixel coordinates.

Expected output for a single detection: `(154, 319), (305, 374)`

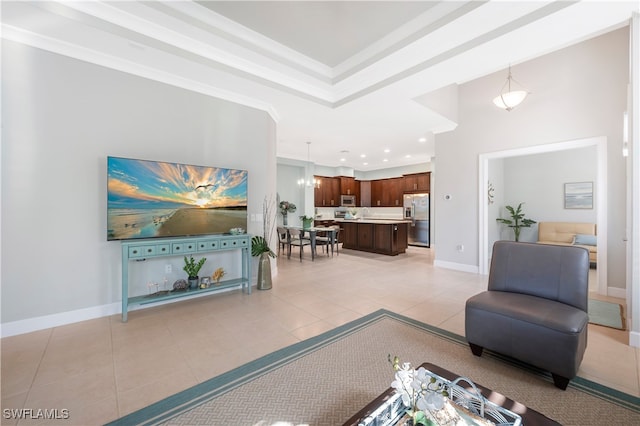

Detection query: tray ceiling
(2, 1), (637, 170)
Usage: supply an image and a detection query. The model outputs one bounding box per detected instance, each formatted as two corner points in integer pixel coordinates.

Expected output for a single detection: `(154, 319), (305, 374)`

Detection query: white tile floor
(1, 246), (637, 425)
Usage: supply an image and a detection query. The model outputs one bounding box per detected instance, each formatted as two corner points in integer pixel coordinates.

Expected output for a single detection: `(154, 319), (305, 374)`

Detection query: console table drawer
(129, 243), (171, 258)
(128, 246), (150, 258)
(171, 242), (196, 254)
(197, 239), (220, 251)
(220, 238), (248, 249)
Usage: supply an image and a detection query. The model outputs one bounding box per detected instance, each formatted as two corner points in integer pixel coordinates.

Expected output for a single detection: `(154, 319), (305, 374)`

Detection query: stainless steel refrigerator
(403, 193), (430, 247)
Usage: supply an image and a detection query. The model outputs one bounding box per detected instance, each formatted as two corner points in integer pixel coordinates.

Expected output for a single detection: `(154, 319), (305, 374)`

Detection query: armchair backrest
(488, 241), (589, 311)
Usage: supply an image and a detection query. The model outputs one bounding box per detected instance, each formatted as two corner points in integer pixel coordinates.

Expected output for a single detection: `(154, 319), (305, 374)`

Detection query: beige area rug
(106, 310), (640, 426)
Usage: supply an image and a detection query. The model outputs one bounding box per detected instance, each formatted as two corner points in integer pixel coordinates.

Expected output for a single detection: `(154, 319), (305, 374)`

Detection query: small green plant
(251, 235), (275, 258)
(496, 202), (536, 242)
(299, 215), (314, 221)
(183, 256), (206, 279)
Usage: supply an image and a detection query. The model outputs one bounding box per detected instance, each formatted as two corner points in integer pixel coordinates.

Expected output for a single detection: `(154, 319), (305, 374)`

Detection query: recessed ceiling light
(405, 154), (411, 158)
(418, 137), (427, 143)
(383, 158), (389, 162)
(360, 154), (366, 158)
(340, 158), (346, 162)
(384, 149), (390, 153)
(363, 162), (368, 166)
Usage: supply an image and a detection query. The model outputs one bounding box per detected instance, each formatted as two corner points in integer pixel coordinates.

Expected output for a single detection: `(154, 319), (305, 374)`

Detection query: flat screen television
(107, 156), (248, 241)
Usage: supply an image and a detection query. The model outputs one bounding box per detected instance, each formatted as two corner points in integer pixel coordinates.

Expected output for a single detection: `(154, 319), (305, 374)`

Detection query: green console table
(121, 234), (252, 322)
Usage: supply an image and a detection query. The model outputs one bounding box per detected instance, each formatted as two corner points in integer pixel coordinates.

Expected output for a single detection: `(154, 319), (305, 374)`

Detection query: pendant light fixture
(493, 65), (529, 111)
(297, 141), (320, 188)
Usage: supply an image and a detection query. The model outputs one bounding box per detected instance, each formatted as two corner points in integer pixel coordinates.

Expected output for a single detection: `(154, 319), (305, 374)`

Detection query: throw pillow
(574, 234), (597, 246)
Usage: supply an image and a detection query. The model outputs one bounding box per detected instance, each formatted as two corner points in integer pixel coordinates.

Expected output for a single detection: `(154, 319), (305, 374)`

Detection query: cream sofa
(537, 222), (597, 264)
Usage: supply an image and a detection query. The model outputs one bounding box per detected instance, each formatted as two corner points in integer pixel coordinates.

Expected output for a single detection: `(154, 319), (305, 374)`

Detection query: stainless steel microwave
(340, 195), (356, 207)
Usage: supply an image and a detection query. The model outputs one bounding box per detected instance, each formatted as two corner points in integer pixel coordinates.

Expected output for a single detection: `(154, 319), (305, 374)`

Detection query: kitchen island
(340, 219), (410, 256)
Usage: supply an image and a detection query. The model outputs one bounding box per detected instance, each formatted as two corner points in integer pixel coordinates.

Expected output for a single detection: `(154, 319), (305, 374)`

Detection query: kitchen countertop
(331, 218), (411, 224)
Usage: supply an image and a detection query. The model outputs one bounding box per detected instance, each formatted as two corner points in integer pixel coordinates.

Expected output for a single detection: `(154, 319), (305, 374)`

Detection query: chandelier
(298, 141), (320, 188)
(493, 65), (529, 111)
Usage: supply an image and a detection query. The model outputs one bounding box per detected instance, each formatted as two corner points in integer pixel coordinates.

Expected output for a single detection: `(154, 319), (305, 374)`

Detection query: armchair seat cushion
(466, 292), (589, 334)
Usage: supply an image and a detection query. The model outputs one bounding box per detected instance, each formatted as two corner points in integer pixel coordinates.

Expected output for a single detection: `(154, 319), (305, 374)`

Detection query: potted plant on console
(183, 255), (207, 289)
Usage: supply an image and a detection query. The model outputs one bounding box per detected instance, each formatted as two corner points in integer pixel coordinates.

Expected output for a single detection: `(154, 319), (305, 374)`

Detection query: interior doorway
(478, 136), (608, 295)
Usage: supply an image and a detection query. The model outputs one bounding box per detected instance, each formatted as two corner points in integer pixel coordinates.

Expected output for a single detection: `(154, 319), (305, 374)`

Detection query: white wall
(1, 41), (277, 329)
(435, 27), (628, 289)
(276, 163), (306, 227)
(492, 146), (597, 243)
(487, 158), (504, 256)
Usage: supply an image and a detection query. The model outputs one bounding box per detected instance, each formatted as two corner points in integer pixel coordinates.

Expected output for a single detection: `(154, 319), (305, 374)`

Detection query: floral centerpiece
(389, 355), (448, 426)
(279, 201), (296, 225)
(388, 356), (516, 426)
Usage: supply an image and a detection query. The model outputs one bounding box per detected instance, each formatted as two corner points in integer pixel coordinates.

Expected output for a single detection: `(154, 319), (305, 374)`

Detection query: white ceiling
(2, 1), (637, 171)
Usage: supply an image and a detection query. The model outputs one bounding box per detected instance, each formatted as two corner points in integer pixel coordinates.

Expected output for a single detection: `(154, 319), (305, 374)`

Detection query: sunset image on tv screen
(107, 157), (248, 240)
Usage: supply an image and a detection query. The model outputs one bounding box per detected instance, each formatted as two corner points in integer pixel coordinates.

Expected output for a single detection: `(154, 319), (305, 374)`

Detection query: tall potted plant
(496, 202), (536, 242)
(252, 196), (276, 290)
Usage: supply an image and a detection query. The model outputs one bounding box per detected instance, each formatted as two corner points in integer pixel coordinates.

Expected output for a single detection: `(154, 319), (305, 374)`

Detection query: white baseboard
(433, 260), (480, 274)
(1, 285), (249, 338)
(607, 287), (626, 299)
(630, 331), (640, 348)
(1, 303), (121, 338)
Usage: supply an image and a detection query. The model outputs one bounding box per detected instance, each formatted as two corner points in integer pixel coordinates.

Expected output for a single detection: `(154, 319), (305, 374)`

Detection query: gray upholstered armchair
(465, 241), (590, 390)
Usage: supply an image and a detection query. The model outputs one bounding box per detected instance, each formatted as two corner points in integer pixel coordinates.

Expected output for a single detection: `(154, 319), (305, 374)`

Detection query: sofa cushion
(574, 233), (597, 246)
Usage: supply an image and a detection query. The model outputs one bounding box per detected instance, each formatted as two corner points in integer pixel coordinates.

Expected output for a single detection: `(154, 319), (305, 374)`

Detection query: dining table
(285, 226), (337, 260)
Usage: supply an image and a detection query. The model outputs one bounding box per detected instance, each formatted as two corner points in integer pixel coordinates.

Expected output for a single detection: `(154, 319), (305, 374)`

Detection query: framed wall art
(564, 182), (593, 209)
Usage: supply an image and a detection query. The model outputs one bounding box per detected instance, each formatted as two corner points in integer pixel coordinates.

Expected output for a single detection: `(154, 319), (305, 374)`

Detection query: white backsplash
(315, 206), (403, 220)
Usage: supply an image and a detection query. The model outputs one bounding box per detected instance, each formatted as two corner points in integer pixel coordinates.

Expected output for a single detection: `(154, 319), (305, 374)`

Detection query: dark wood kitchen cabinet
(385, 177), (403, 207)
(403, 172), (430, 193)
(370, 180), (384, 207)
(371, 178), (403, 207)
(340, 177), (358, 196)
(342, 222), (359, 248)
(342, 221), (408, 255)
(314, 176), (340, 207)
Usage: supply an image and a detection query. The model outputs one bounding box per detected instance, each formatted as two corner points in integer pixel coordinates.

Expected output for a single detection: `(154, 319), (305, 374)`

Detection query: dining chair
(276, 227), (288, 256)
(315, 225), (340, 256)
(287, 228), (311, 261)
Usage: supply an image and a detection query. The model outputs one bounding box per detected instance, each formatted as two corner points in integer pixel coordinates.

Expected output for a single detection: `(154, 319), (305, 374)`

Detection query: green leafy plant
(496, 202), (536, 242)
(251, 235), (275, 258)
(299, 215), (314, 222)
(183, 256), (206, 279)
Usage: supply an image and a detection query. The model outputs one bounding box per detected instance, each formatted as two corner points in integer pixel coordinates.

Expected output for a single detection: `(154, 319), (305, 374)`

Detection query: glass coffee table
(342, 362), (560, 426)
